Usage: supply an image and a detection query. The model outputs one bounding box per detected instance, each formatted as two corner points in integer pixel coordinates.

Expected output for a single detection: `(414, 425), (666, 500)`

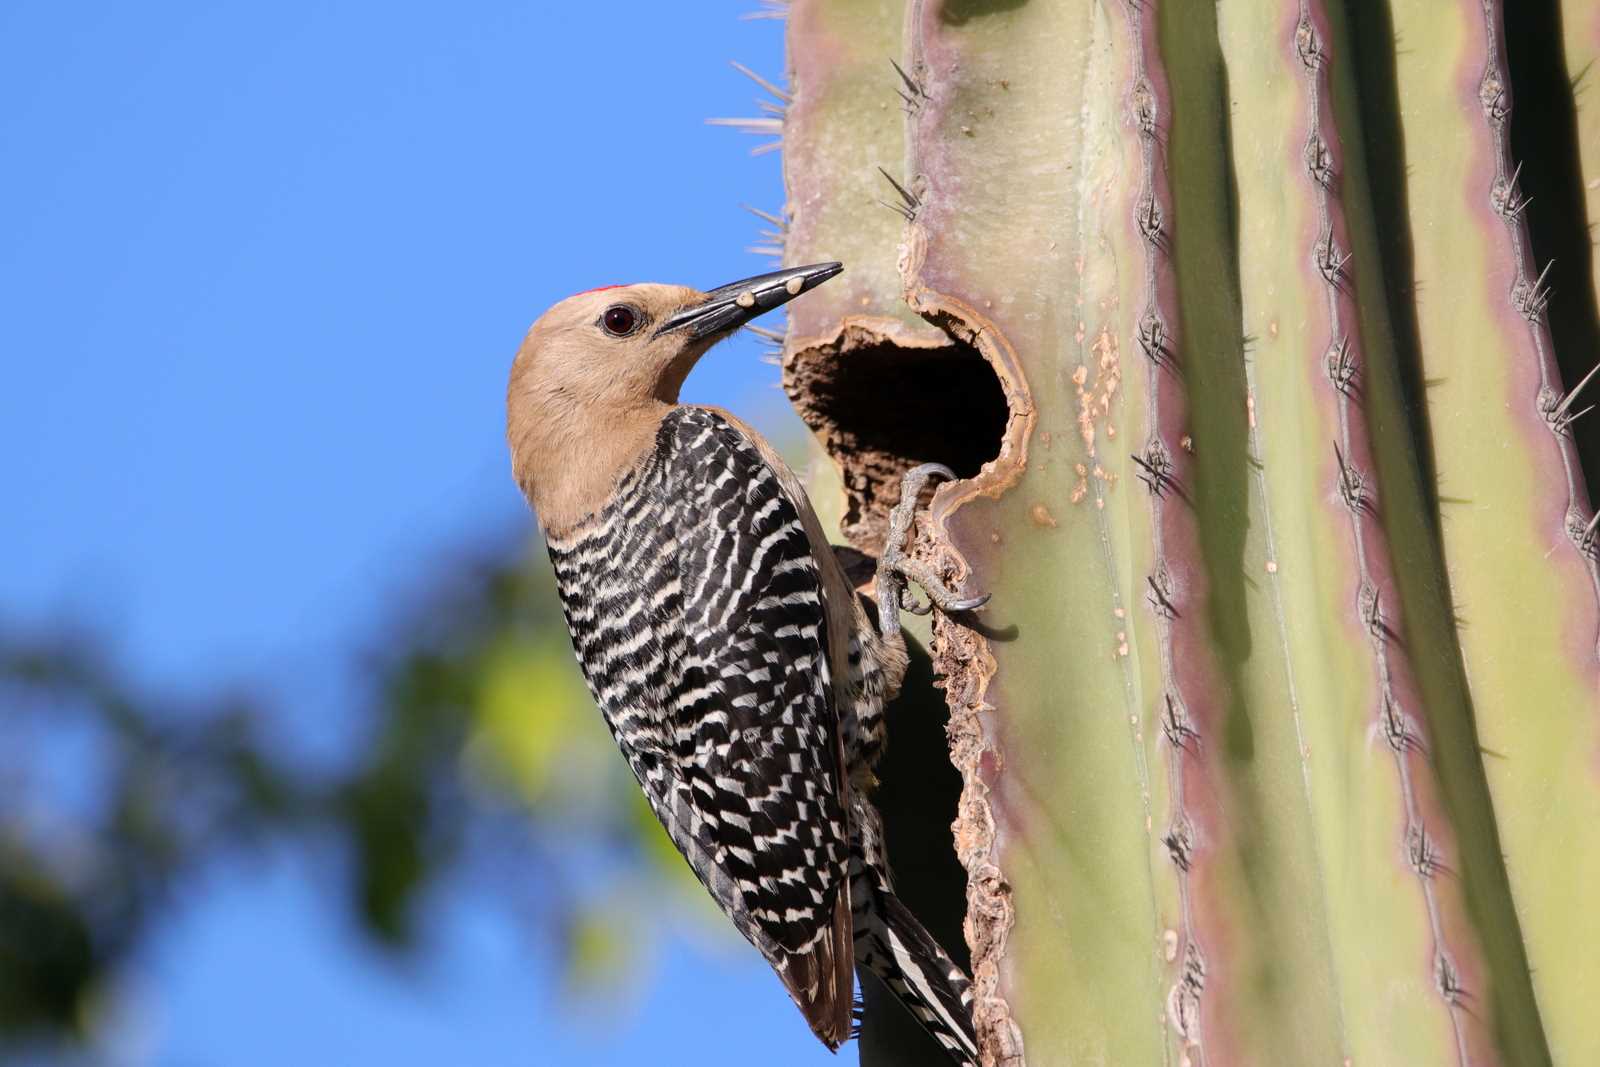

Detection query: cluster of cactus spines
(706, 59), (786, 156)
(741, 201), (786, 262)
(719, 0), (1600, 1063)
(743, 0), (790, 22)
(738, 204), (789, 369)
(719, 62), (790, 355)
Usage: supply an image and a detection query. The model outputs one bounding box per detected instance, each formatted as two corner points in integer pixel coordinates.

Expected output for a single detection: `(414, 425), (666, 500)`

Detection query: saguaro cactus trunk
(731, 0), (1600, 1063)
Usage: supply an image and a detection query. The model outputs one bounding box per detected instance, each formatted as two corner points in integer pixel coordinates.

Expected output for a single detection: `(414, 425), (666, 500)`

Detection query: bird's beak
(655, 262), (844, 340)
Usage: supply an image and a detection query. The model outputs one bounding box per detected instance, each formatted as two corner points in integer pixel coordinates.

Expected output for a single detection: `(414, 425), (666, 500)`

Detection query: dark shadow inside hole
(855, 633), (972, 1065)
(786, 337), (1009, 553)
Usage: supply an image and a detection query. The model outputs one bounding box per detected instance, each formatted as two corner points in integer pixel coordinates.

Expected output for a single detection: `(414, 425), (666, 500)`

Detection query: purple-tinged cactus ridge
(1294, 4), (1494, 1062)
(1122, 3), (1235, 1061)
(1392, 2), (1600, 1062)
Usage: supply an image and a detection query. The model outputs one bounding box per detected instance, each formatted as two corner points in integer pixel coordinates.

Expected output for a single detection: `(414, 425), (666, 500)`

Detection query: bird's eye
(601, 305), (640, 337)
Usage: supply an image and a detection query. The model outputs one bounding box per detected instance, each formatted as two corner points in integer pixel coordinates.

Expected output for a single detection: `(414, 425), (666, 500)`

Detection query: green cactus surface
(745, 0), (1600, 1064)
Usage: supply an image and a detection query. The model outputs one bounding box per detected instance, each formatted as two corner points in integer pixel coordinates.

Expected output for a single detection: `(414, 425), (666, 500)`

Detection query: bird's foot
(875, 463), (991, 640)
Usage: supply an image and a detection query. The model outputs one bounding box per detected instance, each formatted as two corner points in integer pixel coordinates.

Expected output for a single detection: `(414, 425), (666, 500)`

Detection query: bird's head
(507, 262), (842, 529)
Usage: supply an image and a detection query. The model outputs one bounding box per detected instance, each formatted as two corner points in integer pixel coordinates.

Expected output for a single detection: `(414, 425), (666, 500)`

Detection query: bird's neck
(518, 398), (672, 536)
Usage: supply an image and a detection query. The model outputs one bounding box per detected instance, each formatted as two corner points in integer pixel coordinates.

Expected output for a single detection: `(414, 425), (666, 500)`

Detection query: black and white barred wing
(547, 409), (853, 1043)
(662, 410), (854, 1044)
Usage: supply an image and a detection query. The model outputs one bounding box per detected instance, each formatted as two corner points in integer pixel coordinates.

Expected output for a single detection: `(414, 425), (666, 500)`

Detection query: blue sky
(1, 2), (838, 1063)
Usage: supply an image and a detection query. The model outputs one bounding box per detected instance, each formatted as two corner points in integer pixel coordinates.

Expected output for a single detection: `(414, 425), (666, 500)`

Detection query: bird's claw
(943, 591), (992, 613)
(876, 464), (990, 640)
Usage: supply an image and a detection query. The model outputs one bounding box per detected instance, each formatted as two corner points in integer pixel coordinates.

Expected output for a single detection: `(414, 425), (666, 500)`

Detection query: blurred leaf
(0, 534), (745, 1047)
(564, 904), (632, 992)
(468, 637), (597, 806)
(0, 857), (96, 1035)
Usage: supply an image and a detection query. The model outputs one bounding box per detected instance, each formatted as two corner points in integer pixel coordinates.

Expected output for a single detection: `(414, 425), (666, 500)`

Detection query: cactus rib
(899, 3), (1158, 1062)
(1477, 5), (1600, 621)
(1120, 3), (1221, 1058)
(1294, 6), (1482, 1060)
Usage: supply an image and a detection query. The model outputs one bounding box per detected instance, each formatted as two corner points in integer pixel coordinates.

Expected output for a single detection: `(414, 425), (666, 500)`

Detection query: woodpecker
(506, 263), (984, 1064)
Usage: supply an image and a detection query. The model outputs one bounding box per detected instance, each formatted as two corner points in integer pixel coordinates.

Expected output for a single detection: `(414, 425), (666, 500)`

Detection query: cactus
(746, 1), (1600, 1063)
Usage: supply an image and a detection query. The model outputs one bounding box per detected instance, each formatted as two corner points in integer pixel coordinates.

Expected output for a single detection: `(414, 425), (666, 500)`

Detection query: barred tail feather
(775, 887), (855, 1050)
(859, 889), (980, 1066)
(850, 796), (978, 1067)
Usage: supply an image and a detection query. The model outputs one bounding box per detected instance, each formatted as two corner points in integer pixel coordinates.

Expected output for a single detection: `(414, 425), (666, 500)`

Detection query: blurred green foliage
(0, 537), (708, 1047)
